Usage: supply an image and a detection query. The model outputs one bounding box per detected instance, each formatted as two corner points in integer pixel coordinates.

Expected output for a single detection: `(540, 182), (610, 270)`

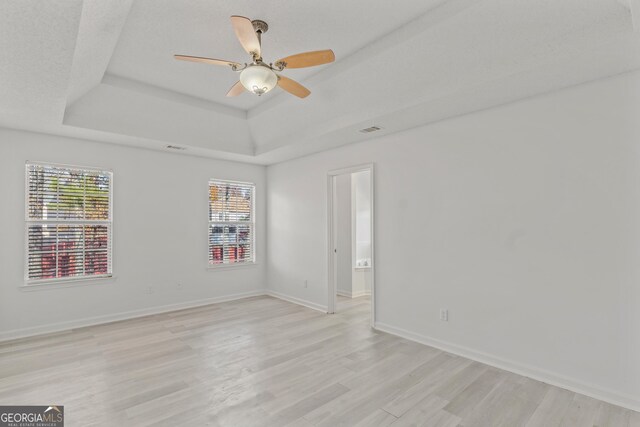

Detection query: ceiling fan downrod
(251, 19), (269, 51)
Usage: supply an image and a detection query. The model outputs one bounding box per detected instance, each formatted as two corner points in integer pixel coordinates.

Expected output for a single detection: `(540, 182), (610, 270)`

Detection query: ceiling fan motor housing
(251, 20), (269, 34)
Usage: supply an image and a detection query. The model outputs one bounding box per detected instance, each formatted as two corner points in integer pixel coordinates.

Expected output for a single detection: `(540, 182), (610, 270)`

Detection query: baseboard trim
(337, 290), (371, 298)
(373, 322), (640, 413)
(0, 290), (266, 343)
(4, 291), (636, 412)
(266, 290), (328, 313)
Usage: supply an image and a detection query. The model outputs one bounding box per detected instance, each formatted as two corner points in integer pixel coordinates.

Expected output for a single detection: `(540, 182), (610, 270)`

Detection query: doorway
(327, 164), (375, 327)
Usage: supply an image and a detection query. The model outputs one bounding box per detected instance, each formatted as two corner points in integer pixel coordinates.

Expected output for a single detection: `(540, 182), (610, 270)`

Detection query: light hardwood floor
(0, 295), (638, 426)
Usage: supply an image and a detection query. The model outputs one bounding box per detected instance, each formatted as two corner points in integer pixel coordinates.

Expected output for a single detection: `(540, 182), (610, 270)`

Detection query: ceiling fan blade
(226, 81), (245, 97)
(275, 49), (335, 69)
(174, 55), (240, 68)
(230, 16), (261, 58)
(277, 76), (310, 98)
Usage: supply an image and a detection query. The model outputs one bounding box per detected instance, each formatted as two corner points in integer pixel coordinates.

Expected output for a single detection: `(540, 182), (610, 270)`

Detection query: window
(208, 180), (255, 266)
(25, 162), (113, 284)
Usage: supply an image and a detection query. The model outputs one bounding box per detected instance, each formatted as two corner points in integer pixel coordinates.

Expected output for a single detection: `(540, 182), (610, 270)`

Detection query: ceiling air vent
(359, 126), (382, 133)
(166, 145), (187, 151)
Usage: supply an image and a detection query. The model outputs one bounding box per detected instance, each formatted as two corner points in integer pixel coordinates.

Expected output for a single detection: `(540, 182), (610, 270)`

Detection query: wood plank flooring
(0, 295), (638, 426)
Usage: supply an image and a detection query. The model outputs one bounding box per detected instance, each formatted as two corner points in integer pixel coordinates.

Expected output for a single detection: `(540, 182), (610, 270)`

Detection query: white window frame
(208, 179), (256, 269)
(24, 161), (114, 287)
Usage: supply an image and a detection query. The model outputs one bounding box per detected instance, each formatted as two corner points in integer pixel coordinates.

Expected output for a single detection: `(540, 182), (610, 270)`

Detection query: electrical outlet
(440, 309), (449, 322)
(304, 280), (308, 288)
(177, 283), (183, 289)
(146, 285), (154, 294)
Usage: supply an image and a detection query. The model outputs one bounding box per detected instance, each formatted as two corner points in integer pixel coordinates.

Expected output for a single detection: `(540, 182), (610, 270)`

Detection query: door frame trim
(326, 163), (375, 327)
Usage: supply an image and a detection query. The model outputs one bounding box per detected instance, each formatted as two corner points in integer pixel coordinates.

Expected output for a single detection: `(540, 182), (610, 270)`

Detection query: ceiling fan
(174, 16), (335, 99)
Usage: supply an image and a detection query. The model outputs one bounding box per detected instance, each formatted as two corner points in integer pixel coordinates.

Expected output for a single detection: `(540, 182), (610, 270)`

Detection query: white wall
(266, 71), (640, 409)
(352, 170), (371, 297)
(352, 170), (372, 267)
(335, 173), (352, 296)
(0, 128), (266, 339)
(336, 171), (372, 299)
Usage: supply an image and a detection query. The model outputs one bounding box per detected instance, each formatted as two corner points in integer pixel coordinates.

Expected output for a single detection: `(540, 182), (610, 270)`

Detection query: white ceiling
(1, 0), (640, 164)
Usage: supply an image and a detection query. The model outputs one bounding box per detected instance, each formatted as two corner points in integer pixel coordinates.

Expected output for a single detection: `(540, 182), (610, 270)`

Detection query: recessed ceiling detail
(1, 0), (639, 165)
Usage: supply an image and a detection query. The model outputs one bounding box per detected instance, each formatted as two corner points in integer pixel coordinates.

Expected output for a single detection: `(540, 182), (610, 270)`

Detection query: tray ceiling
(1, 0), (640, 164)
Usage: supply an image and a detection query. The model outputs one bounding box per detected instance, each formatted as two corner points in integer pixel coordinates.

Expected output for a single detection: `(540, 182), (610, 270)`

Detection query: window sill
(207, 262), (258, 271)
(21, 275), (115, 291)
(354, 267), (372, 271)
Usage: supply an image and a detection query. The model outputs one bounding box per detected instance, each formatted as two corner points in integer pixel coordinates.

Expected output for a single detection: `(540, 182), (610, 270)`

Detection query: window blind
(25, 163), (112, 283)
(209, 180), (254, 265)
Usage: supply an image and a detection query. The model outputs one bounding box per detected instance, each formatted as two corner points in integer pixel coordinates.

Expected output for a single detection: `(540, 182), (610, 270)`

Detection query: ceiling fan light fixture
(239, 64), (277, 96)
(175, 16), (335, 99)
